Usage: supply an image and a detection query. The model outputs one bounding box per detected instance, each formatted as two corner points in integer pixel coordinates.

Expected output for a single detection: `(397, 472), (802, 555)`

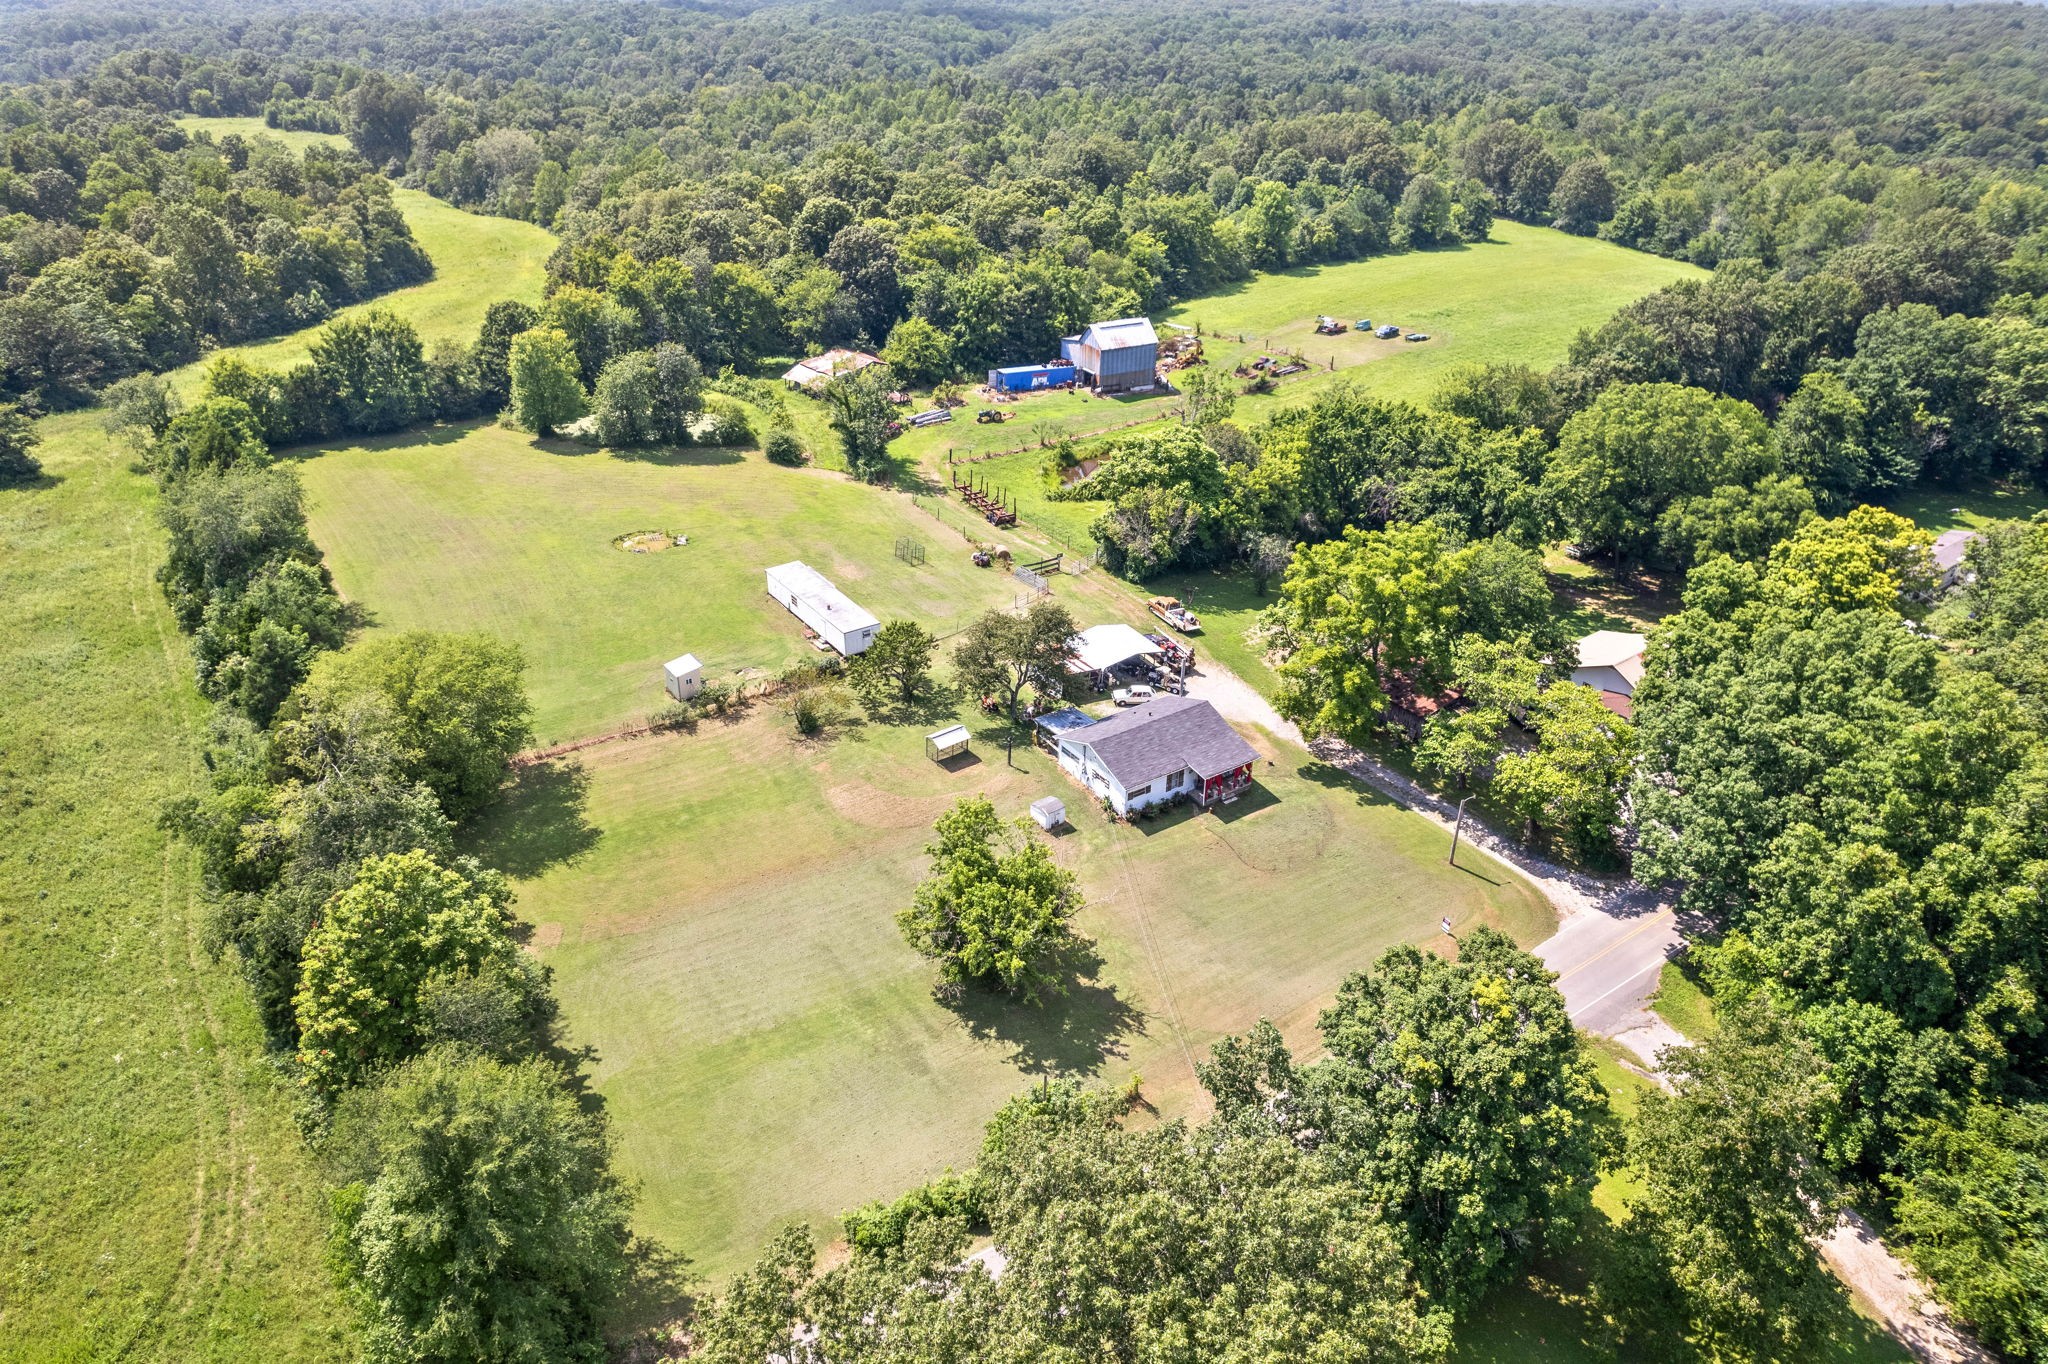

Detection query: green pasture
(0, 161), (559, 1361)
(2, 412), (354, 1362)
(177, 113), (349, 155)
(1165, 221), (1706, 407)
(471, 696), (1552, 1277)
(298, 424), (1032, 744)
(1883, 483), (2048, 535)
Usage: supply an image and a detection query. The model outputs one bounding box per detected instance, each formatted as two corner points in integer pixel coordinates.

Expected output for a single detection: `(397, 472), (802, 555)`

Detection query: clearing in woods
(905, 223), (1705, 548)
(466, 699), (1555, 1278)
(298, 414), (1554, 1279)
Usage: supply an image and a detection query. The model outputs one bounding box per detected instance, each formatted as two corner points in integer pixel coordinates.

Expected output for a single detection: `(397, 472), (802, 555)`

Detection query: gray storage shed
(1059, 317), (1160, 395)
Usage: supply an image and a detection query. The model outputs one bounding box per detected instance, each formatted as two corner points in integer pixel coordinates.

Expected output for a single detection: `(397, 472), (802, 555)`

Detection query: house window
(1165, 770), (1184, 791)
(1128, 783), (1153, 799)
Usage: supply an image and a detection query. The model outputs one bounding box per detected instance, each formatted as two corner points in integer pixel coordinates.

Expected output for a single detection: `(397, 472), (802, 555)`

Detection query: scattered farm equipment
(975, 408), (1012, 424)
(952, 468), (1018, 527)
(1144, 631), (1195, 667)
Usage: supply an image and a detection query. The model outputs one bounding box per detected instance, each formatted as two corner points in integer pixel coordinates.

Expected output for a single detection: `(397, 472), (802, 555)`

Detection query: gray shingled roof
(1076, 695), (1258, 788)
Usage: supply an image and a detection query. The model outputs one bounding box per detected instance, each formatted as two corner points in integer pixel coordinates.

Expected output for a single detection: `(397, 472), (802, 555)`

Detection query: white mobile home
(764, 561), (881, 656)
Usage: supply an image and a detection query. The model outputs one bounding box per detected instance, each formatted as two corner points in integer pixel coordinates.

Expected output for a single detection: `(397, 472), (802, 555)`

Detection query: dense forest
(6, 1), (2048, 1361)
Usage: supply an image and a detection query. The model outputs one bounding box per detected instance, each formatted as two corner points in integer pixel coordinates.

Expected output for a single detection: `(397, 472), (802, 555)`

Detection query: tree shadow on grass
(607, 1237), (698, 1360)
(461, 758), (603, 879)
(942, 941), (1146, 1081)
(608, 444), (745, 467)
(284, 418), (481, 460)
(860, 681), (966, 730)
(1296, 759), (1402, 810)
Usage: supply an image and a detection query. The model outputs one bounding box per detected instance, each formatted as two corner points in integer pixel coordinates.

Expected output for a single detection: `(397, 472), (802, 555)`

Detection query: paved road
(1534, 903), (1681, 1041)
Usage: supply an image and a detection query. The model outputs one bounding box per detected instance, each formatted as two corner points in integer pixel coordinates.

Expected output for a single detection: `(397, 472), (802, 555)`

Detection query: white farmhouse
(1049, 695), (1258, 816)
(764, 561), (880, 656)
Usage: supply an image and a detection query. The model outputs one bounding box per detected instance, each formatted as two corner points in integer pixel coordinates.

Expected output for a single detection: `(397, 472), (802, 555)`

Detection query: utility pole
(1449, 795), (1472, 866)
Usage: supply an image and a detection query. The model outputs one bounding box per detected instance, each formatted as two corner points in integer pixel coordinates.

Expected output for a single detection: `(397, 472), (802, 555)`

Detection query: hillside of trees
(0, 99), (429, 409)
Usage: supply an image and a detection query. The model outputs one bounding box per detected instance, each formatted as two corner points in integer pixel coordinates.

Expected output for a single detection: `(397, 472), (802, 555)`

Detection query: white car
(1112, 684), (1156, 706)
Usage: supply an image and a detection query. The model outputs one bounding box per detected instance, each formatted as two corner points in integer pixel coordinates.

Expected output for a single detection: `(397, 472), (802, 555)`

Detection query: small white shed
(1030, 796), (1067, 831)
(663, 654), (703, 701)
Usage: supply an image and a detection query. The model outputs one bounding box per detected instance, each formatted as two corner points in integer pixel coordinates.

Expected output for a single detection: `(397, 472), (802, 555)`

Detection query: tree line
(0, 105), (430, 410)
(131, 313), (640, 1362)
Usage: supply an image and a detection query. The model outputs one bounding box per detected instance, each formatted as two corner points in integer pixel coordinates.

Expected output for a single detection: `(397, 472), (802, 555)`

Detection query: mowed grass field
(2, 413), (355, 1361)
(298, 426), (1031, 743)
(471, 699), (1552, 1276)
(908, 223), (1704, 549)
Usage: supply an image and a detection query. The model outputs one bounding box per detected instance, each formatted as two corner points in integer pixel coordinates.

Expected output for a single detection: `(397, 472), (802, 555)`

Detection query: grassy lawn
(298, 424), (1035, 744)
(2, 413), (355, 1362)
(1650, 959), (1719, 1041)
(467, 697), (1553, 1277)
(1883, 482), (2048, 535)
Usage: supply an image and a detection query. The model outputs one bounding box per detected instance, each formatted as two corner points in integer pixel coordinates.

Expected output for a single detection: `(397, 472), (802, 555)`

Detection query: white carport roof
(1067, 623), (1160, 674)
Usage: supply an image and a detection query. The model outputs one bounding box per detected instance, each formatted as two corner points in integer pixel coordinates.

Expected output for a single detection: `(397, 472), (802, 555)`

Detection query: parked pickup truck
(1147, 595), (1202, 634)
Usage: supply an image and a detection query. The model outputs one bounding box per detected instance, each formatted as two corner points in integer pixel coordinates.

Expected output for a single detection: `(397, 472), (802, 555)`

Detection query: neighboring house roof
(1575, 630), (1647, 689)
(780, 348), (882, 387)
(1594, 690), (1634, 720)
(1034, 707), (1097, 738)
(1932, 528), (1979, 573)
(1067, 623), (1160, 674)
(1079, 317), (1159, 351)
(1074, 695), (1259, 788)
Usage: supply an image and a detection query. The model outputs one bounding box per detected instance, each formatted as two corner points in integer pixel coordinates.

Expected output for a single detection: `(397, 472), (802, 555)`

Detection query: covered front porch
(1194, 762), (1254, 807)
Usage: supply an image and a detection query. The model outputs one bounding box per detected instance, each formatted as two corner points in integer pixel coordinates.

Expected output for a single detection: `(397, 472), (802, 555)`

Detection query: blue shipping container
(987, 362), (1076, 393)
